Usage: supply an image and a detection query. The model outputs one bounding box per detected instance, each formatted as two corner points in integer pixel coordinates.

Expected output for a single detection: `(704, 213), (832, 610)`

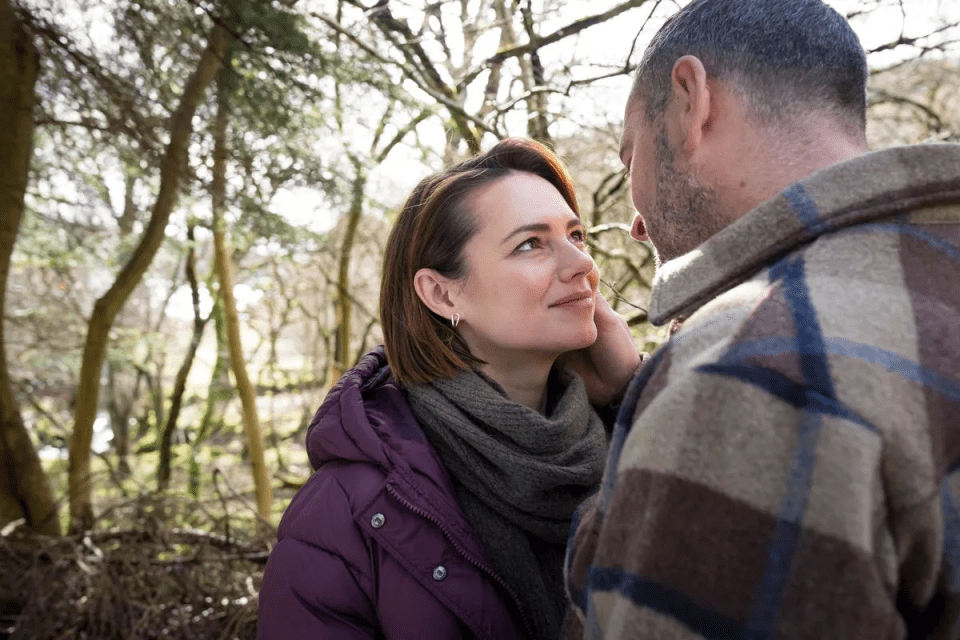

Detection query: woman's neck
(479, 356), (553, 414)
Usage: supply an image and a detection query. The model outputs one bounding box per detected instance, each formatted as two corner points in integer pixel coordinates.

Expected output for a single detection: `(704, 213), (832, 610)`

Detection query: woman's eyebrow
(500, 219), (581, 245)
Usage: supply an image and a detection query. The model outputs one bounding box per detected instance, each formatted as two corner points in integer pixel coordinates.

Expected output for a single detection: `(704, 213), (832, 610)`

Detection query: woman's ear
(413, 268), (458, 318)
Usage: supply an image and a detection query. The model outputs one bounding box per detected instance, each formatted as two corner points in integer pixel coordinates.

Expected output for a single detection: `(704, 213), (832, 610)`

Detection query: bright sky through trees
(269, 0), (960, 234)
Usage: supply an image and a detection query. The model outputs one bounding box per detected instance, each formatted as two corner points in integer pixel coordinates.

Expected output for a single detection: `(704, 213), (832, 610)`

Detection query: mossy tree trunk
(211, 55), (272, 522)
(157, 224), (209, 491)
(330, 157), (366, 381)
(0, 0), (60, 536)
(67, 22), (233, 533)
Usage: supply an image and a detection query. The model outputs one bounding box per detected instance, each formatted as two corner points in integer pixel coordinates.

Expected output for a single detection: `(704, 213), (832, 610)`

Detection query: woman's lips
(550, 292), (594, 308)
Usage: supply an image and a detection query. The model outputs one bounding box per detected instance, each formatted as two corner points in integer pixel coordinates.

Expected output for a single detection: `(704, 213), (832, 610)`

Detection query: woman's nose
(559, 241), (596, 283)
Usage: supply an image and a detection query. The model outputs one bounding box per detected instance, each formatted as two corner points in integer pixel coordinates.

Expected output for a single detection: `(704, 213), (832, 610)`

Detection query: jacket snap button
(371, 513), (385, 529)
(432, 565), (447, 581)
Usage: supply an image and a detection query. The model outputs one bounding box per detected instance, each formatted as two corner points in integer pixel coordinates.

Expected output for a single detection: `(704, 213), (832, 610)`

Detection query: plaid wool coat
(566, 144), (960, 639)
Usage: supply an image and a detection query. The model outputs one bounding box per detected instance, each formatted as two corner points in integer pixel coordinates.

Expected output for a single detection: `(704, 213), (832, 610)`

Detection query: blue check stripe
(941, 481), (960, 593)
(815, 337), (960, 401)
(696, 363), (877, 431)
(566, 503), (587, 612)
(840, 222), (960, 261)
(746, 411), (823, 635)
(771, 257), (836, 398)
(713, 337), (960, 403)
(588, 567), (745, 639)
(784, 183), (828, 235)
(742, 256), (830, 633)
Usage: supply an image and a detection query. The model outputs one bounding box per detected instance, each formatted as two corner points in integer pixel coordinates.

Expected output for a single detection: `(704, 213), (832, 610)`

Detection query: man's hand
(558, 292), (643, 406)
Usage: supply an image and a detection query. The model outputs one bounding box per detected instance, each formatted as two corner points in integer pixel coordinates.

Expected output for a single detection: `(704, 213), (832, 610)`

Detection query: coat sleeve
(258, 536), (378, 639)
(569, 349), (914, 639)
(258, 474), (379, 640)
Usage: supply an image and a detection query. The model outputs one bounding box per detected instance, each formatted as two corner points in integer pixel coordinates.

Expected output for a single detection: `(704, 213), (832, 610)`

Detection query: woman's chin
(562, 327), (600, 353)
(580, 326), (600, 348)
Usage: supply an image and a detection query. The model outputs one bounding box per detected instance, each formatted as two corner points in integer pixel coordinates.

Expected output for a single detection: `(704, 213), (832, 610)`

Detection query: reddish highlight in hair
(380, 138), (580, 386)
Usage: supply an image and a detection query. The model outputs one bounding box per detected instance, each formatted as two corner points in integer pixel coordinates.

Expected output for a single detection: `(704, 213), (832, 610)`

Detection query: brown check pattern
(566, 144), (960, 639)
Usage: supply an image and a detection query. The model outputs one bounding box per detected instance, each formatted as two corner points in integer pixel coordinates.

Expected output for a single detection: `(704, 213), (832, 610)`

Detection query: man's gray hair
(632, 0), (868, 133)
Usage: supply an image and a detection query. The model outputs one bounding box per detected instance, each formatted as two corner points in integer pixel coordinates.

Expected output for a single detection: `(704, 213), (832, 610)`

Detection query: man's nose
(630, 214), (648, 242)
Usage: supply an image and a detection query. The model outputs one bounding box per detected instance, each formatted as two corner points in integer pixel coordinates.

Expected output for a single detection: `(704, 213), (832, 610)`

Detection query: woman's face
(452, 171), (599, 366)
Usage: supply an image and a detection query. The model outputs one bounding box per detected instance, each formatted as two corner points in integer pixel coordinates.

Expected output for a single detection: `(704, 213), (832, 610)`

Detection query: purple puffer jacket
(258, 347), (522, 640)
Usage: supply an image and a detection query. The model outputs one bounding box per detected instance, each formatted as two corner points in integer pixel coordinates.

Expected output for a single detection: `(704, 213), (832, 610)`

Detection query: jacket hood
(306, 346), (434, 474)
(305, 347), (491, 565)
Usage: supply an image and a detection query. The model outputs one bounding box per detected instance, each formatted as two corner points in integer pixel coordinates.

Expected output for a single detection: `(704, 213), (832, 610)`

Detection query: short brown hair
(630, 0), (867, 133)
(380, 138), (579, 386)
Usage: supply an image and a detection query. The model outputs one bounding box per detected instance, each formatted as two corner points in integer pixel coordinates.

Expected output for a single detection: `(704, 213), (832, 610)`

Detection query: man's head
(622, 0), (869, 263)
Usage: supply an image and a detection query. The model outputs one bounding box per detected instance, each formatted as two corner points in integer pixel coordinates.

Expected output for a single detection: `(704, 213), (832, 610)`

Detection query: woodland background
(0, 0), (958, 637)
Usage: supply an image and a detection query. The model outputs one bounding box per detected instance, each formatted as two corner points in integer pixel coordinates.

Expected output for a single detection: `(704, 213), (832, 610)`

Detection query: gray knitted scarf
(406, 367), (606, 640)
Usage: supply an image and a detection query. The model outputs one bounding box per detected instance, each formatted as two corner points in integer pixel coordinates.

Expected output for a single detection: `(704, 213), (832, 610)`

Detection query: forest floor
(0, 493), (276, 640)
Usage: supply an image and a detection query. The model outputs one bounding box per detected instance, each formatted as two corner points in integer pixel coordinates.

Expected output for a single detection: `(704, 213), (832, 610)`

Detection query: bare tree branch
(311, 12), (501, 141)
(459, 0), (652, 90)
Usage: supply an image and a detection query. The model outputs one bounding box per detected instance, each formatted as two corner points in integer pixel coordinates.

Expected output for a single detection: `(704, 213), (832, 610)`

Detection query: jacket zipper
(384, 483), (538, 640)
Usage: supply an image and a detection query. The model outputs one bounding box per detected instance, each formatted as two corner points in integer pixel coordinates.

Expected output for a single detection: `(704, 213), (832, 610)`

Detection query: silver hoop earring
(451, 313), (460, 328)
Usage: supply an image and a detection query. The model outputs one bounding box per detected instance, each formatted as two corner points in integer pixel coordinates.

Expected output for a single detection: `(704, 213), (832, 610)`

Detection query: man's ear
(413, 268), (458, 319)
(669, 55), (712, 154)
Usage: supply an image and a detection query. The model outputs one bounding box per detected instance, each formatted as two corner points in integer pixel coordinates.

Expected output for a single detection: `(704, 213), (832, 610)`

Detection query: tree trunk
(189, 293), (229, 498)
(330, 158), (366, 381)
(196, 293), (230, 442)
(0, 0), (60, 536)
(519, 2), (551, 144)
(211, 58), (272, 523)
(107, 167), (140, 480)
(158, 224), (208, 491)
(67, 23), (232, 533)
(106, 363), (133, 479)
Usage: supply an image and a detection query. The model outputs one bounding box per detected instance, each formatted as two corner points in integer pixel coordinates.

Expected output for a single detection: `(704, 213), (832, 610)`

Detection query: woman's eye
(516, 237), (540, 252)
(571, 229), (586, 243)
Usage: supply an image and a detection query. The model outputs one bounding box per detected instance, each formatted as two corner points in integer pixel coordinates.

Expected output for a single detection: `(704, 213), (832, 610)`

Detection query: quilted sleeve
(258, 536), (378, 639)
(258, 474), (379, 640)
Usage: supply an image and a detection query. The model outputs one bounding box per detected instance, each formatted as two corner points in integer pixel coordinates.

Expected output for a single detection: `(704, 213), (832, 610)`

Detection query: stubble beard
(648, 127), (725, 264)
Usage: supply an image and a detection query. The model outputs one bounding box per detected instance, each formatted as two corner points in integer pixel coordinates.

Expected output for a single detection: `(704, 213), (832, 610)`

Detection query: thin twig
(600, 277), (647, 313)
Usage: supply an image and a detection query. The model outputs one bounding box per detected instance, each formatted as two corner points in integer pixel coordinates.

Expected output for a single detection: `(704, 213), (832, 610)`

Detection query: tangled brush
(0, 495), (272, 640)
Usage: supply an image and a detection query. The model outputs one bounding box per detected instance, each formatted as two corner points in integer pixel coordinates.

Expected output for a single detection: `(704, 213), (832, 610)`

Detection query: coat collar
(649, 144), (960, 325)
